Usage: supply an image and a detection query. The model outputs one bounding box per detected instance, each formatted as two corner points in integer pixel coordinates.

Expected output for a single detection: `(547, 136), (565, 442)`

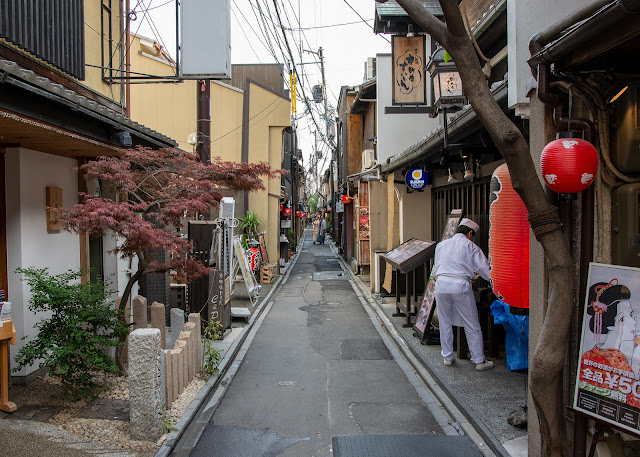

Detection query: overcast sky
(130, 0), (390, 175)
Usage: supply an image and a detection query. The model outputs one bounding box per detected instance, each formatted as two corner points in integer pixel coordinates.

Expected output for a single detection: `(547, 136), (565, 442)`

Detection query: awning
(374, 0), (443, 35)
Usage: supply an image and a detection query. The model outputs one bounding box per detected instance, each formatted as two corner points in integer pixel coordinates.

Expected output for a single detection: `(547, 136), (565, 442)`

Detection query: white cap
(459, 218), (479, 233)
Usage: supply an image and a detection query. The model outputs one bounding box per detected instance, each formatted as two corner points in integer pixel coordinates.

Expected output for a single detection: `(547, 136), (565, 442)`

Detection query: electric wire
(342, 0), (390, 44)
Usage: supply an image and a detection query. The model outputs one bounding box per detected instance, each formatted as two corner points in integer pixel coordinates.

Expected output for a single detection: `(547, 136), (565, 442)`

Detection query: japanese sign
(392, 35), (426, 105)
(573, 262), (640, 436)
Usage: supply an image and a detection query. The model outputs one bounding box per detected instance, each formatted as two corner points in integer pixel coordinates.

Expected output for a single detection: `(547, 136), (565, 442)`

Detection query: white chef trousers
(436, 279), (486, 364)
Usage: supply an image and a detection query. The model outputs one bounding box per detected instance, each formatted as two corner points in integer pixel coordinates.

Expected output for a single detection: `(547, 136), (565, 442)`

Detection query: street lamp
(427, 48), (464, 111)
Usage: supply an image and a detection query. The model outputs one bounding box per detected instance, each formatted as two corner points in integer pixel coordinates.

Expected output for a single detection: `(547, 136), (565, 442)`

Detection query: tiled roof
(376, 0), (443, 17)
(0, 59), (177, 148)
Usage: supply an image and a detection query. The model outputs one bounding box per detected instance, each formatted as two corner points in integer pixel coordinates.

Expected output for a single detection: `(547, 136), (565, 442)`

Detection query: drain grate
(332, 434), (483, 457)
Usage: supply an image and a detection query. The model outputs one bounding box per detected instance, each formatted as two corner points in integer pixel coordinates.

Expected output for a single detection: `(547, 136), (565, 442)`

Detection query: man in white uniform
(432, 218), (494, 371)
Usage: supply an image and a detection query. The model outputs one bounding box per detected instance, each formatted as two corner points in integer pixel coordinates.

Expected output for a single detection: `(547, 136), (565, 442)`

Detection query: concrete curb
(155, 244), (304, 457)
(331, 243), (510, 457)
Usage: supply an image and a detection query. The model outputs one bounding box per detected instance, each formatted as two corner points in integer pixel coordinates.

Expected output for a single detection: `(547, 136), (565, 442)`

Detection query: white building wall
(5, 148), (80, 376)
(507, 0), (602, 116)
(376, 53), (440, 165)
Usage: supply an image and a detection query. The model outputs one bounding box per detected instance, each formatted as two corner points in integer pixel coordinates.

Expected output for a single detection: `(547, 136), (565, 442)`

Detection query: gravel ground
(1, 372), (207, 456)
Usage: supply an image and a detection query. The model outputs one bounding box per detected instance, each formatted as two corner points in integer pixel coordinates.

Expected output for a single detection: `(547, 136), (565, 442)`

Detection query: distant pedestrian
(314, 217), (326, 244)
(432, 218), (494, 371)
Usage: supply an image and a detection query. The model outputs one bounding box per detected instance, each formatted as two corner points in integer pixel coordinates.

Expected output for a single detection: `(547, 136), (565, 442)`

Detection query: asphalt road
(186, 232), (445, 457)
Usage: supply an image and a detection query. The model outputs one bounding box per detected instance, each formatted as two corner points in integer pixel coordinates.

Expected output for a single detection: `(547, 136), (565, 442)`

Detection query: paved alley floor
(185, 230), (458, 457)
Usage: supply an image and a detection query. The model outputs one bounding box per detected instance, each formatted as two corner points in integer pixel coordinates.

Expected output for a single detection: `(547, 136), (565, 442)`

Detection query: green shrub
(13, 268), (128, 399)
(202, 320), (223, 375)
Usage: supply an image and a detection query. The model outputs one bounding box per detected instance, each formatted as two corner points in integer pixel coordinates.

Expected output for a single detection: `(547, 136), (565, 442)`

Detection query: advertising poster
(574, 262), (640, 435)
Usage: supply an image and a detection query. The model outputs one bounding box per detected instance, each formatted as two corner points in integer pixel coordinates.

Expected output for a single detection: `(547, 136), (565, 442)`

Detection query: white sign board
(180, 0), (231, 79)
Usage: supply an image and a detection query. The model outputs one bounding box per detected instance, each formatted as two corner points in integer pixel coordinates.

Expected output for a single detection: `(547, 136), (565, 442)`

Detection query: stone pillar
(132, 296), (148, 330)
(151, 302), (166, 349)
(183, 322), (197, 378)
(170, 308), (185, 349)
(129, 328), (162, 442)
(170, 349), (179, 402)
(188, 313), (202, 374)
(174, 340), (188, 392)
(163, 349), (172, 410)
(178, 330), (193, 382)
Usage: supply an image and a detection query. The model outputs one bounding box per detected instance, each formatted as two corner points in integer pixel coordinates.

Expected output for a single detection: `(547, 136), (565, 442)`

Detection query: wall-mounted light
(406, 23), (415, 38)
(464, 159), (475, 180)
(447, 168), (458, 184)
(427, 47), (465, 111)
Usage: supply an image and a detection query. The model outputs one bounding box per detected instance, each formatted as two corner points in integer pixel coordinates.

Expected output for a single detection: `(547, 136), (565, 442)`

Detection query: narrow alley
(173, 230), (484, 457)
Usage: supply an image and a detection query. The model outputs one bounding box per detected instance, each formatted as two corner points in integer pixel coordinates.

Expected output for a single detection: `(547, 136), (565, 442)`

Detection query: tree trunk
(393, 1), (576, 454)
(115, 254), (146, 372)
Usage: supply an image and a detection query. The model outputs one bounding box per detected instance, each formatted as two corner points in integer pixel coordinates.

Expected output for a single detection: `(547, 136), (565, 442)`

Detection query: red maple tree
(56, 147), (283, 366)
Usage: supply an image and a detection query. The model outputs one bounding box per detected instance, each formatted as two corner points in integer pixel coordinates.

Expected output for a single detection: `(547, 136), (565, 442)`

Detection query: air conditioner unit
(362, 149), (377, 170)
(364, 57), (376, 81)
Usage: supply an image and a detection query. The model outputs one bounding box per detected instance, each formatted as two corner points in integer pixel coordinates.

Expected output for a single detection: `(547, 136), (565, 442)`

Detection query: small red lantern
(341, 195), (352, 204)
(327, 206), (332, 213)
(282, 207), (291, 217)
(279, 204), (283, 212)
(540, 135), (598, 195)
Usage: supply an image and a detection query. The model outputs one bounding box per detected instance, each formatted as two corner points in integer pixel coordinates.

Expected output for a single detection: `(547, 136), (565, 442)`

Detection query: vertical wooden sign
(392, 35), (426, 105)
(46, 186), (63, 231)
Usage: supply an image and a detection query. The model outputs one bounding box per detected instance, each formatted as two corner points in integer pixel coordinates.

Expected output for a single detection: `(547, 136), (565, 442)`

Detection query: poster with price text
(573, 262), (640, 436)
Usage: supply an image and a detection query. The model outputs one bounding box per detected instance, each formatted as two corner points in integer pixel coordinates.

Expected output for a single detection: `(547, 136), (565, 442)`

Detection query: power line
(342, 0), (390, 44)
(288, 19), (373, 31)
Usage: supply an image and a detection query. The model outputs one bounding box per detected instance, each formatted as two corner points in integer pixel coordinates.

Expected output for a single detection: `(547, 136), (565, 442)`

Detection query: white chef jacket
(432, 233), (491, 285)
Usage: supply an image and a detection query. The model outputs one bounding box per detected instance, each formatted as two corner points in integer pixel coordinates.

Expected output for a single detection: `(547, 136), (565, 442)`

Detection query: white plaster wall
(102, 232), (139, 308)
(507, 0), (602, 114)
(376, 54), (440, 165)
(5, 148), (80, 376)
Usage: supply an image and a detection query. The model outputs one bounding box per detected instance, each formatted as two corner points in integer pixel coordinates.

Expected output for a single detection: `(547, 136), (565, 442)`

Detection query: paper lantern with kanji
(341, 195), (352, 204)
(540, 137), (598, 194)
(282, 207), (291, 217)
(489, 163), (530, 315)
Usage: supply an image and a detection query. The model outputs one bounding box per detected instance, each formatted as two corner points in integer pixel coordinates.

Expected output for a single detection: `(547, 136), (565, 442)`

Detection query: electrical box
(612, 183), (640, 268)
(612, 85), (640, 173)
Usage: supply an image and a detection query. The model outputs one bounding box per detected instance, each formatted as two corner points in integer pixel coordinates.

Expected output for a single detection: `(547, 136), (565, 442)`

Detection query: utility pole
(318, 47), (330, 139)
(196, 79), (211, 164)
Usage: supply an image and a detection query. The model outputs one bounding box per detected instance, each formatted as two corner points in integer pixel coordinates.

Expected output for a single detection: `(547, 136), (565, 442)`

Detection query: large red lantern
(489, 164), (530, 315)
(341, 195), (352, 204)
(282, 207), (291, 217)
(540, 135), (598, 194)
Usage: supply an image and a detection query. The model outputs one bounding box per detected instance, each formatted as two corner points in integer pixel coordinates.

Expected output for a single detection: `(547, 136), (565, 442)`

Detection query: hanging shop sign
(573, 262), (640, 436)
(392, 35), (426, 105)
(405, 167), (428, 190)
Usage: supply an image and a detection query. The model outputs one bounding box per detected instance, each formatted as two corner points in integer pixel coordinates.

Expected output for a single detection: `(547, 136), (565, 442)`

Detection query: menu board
(573, 262), (640, 436)
(382, 239), (436, 273)
(414, 209), (463, 341)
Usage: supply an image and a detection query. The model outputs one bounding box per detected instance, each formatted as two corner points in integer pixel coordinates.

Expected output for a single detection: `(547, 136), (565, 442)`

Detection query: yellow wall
(211, 82), (243, 162)
(83, 0), (124, 103)
(128, 35), (196, 150)
(246, 83), (291, 264)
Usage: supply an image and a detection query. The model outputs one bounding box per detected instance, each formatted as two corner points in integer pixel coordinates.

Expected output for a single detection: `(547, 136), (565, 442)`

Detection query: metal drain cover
(332, 435), (483, 457)
(312, 271), (348, 281)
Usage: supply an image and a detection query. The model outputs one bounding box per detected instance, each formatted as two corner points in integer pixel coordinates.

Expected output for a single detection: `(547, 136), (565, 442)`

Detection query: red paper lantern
(489, 164), (529, 314)
(540, 136), (598, 194)
(341, 195), (352, 204)
(282, 207), (291, 217)
(279, 204), (283, 212)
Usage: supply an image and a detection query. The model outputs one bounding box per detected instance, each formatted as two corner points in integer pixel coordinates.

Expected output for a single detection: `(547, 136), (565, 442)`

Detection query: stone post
(163, 349), (172, 410)
(170, 349), (179, 402)
(174, 340), (188, 392)
(129, 328), (162, 442)
(188, 313), (202, 374)
(132, 296), (148, 330)
(178, 330), (193, 382)
(183, 322), (197, 378)
(170, 308), (185, 349)
(151, 302), (166, 349)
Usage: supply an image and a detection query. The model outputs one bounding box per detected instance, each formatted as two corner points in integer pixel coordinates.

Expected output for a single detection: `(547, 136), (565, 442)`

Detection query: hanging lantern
(489, 164), (530, 315)
(341, 195), (352, 204)
(327, 206), (332, 213)
(282, 207), (291, 217)
(540, 134), (598, 195)
(280, 204), (283, 212)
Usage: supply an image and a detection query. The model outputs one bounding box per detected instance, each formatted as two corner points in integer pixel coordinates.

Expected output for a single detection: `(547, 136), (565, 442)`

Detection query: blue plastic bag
(491, 300), (529, 371)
